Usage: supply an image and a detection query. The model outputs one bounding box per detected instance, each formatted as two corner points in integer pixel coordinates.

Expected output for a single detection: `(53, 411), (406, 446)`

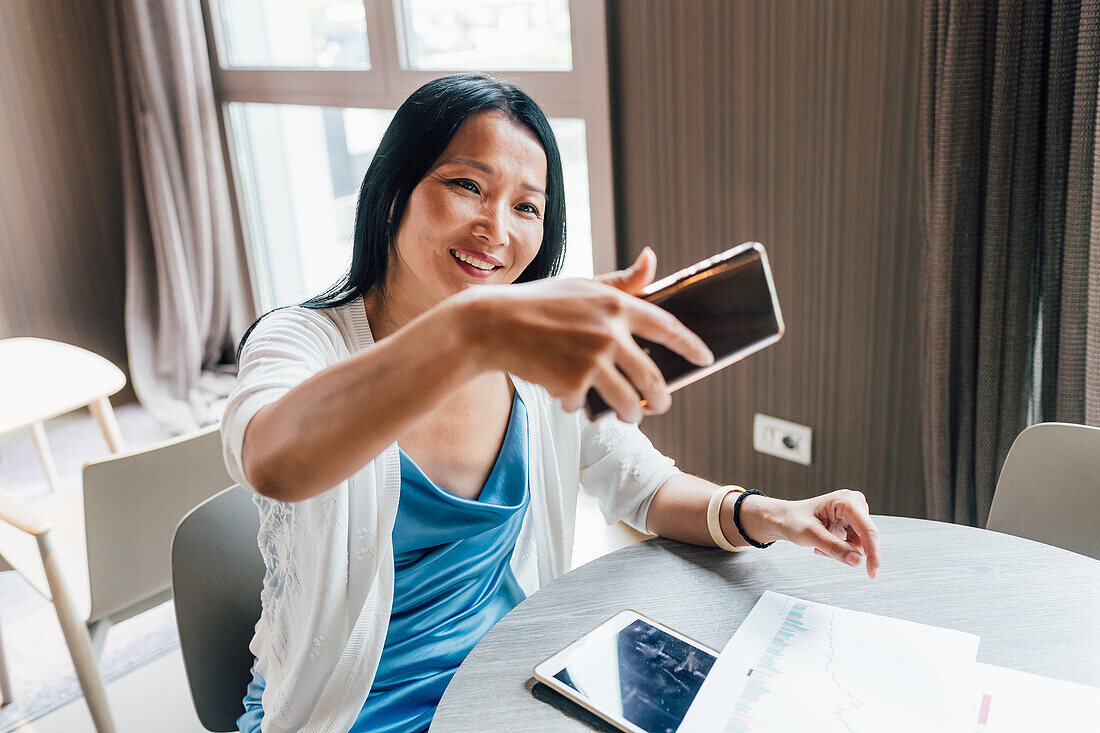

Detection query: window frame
(200, 0), (616, 317)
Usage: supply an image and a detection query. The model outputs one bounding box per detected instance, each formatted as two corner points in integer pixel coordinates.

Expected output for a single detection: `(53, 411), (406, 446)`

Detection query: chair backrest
(82, 424), (233, 624)
(987, 422), (1100, 560)
(172, 485), (264, 732)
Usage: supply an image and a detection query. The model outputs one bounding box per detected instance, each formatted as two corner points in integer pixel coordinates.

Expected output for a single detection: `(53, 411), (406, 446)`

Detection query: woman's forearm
(241, 298), (487, 502)
(645, 473), (783, 549)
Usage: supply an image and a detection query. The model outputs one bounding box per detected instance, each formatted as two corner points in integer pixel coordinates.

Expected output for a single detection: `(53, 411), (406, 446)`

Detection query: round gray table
(431, 516), (1100, 731)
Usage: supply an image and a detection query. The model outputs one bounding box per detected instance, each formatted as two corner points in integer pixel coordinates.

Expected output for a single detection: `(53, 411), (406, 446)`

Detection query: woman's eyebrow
(439, 156), (492, 174)
(438, 156), (547, 200)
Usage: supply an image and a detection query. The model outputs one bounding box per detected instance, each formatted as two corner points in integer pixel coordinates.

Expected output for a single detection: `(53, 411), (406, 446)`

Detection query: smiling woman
(223, 74), (882, 733)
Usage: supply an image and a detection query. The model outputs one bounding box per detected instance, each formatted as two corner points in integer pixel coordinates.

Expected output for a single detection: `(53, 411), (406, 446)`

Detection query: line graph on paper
(679, 591), (981, 733)
(724, 598), (884, 732)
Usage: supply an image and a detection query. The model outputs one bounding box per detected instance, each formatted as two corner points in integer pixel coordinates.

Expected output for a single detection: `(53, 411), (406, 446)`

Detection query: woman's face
(387, 110), (548, 308)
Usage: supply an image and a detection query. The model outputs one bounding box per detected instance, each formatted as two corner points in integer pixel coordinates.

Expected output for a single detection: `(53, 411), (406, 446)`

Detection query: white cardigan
(221, 300), (679, 733)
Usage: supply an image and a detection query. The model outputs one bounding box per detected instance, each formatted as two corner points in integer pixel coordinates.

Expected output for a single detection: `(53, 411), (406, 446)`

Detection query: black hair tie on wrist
(733, 489), (775, 549)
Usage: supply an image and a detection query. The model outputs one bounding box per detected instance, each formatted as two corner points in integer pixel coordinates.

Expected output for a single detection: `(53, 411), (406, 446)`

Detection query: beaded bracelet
(733, 489), (775, 549)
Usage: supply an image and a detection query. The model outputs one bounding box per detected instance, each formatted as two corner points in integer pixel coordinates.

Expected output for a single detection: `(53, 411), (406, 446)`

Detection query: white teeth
(451, 250), (497, 270)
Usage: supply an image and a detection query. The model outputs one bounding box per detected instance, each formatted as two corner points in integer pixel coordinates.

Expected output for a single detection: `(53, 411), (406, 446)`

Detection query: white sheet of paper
(679, 591), (981, 733)
(968, 662), (1100, 732)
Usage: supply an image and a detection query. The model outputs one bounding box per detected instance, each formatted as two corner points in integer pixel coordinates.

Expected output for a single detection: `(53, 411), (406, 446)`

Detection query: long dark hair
(238, 74), (566, 358)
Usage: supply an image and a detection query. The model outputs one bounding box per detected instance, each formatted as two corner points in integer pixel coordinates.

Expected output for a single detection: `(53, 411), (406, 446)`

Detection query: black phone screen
(585, 245), (782, 419)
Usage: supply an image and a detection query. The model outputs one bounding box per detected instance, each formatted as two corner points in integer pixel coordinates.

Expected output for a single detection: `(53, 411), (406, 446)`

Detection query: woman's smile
(450, 248), (504, 278)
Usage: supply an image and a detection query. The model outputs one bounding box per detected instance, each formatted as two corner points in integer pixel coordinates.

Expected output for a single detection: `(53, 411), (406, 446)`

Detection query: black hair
(237, 74), (566, 359)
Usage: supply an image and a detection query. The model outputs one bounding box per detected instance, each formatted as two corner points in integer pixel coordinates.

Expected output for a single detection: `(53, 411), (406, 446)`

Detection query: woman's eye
(451, 179), (480, 193)
(516, 203), (541, 218)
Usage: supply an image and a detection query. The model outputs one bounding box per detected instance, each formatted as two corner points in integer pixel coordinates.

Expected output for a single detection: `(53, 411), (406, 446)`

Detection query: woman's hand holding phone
(454, 248), (713, 424)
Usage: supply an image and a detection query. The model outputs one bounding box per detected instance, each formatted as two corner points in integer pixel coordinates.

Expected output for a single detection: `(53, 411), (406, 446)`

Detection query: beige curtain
(920, 0), (1100, 526)
(109, 0), (238, 432)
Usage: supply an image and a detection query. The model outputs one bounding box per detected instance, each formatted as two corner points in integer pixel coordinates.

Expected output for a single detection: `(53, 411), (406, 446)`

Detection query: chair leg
(0, 610), (12, 708)
(87, 618), (113, 661)
(89, 397), (125, 454)
(36, 533), (116, 733)
(29, 421), (62, 493)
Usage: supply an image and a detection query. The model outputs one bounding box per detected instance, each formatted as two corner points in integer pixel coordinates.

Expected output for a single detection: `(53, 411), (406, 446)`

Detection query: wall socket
(753, 414), (813, 465)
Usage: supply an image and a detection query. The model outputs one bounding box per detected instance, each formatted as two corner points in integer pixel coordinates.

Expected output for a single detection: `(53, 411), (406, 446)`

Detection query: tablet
(533, 610), (718, 733)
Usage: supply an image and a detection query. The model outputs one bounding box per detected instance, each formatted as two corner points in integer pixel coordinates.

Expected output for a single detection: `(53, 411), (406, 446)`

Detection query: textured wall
(0, 1), (126, 368)
(607, 0), (926, 517)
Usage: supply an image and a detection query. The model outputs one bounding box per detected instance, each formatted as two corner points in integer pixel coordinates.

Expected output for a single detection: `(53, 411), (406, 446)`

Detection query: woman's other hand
(453, 248), (713, 423)
(743, 489), (882, 578)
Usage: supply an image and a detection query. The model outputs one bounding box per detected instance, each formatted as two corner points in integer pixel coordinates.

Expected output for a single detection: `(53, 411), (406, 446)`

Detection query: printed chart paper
(969, 662), (1100, 732)
(679, 591), (980, 733)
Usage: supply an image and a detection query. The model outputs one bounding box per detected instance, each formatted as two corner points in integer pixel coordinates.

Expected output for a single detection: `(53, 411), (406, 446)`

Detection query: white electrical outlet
(753, 414), (813, 465)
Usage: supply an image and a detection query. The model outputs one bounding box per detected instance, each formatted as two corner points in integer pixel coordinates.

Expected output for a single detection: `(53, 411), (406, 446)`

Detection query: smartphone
(533, 610), (719, 733)
(585, 242), (785, 420)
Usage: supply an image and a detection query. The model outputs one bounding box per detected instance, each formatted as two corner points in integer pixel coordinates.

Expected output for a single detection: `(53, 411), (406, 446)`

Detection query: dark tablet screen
(552, 619), (717, 733)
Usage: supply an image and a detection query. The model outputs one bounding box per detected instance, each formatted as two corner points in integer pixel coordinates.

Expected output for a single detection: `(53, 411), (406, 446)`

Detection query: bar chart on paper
(679, 592), (981, 733)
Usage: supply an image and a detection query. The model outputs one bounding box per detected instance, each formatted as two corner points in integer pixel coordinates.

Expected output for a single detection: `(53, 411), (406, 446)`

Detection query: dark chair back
(172, 485), (264, 732)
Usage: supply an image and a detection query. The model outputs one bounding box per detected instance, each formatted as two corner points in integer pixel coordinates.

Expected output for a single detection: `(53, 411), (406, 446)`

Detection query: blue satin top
(238, 391), (530, 733)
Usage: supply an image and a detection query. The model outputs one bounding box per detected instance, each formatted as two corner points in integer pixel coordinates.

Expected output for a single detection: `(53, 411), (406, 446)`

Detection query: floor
(8, 484), (645, 733)
(10, 650), (202, 733)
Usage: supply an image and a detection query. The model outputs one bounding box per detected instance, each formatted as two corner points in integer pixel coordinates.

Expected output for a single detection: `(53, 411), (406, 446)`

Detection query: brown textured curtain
(920, 0), (1100, 526)
(108, 0), (238, 432)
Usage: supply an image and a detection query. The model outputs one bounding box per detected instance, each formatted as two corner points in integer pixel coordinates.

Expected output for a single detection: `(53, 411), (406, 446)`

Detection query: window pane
(230, 103), (394, 307)
(399, 0), (572, 71)
(549, 118), (592, 278)
(230, 104), (591, 309)
(217, 0), (369, 69)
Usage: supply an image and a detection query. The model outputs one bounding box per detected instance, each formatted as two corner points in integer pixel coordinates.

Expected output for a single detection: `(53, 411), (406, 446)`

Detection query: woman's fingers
(810, 492), (881, 578)
(594, 247), (657, 295)
(623, 296), (714, 367)
(589, 362), (646, 424)
(610, 337), (672, 415)
(594, 250), (714, 368)
(804, 522), (865, 569)
(584, 303), (703, 420)
(471, 274), (710, 419)
(834, 498), (881, 578)
(785, 490), (880, 579)
(565, 288), (711, 420)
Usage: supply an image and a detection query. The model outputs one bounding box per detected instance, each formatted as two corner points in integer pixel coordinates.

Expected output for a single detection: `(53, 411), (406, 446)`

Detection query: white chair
(0, 425), (232, 732)
(0, 337), (128, 492)
(987, 422), (1100, 560)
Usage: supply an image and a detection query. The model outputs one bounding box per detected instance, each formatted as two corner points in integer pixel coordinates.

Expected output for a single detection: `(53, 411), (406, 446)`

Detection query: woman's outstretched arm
(241, 298), (485, 502)
(241, 263), (712, 503)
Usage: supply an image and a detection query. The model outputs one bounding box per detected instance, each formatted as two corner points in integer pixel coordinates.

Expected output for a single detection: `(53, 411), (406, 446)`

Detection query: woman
(224, 73), (881, 733)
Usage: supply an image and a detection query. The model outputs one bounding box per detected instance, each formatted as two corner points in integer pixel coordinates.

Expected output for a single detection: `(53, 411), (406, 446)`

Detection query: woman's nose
(473, 202), (507, 245)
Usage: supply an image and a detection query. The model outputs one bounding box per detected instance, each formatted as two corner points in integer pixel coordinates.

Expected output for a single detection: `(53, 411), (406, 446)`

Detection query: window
(217, 0), (371, 69)
(203, 0), (614, 310)
(398, 0), (572, 71)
